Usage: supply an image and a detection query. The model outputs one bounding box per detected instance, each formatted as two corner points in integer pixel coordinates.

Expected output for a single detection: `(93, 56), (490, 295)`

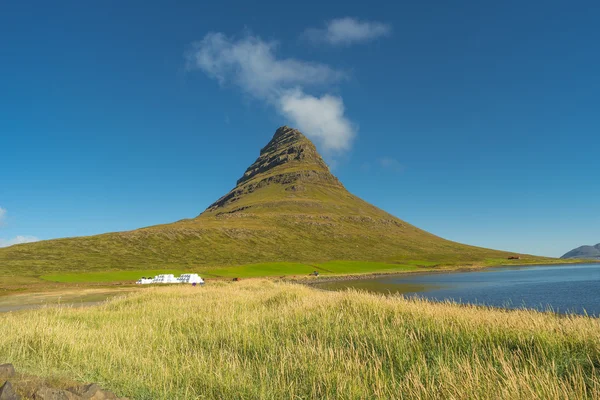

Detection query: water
(314, 263), (600, 316)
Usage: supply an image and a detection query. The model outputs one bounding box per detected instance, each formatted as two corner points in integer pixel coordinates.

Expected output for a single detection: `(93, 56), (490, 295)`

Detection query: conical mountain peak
(237, 126), (328, 185)
(203, 126), (344, 213)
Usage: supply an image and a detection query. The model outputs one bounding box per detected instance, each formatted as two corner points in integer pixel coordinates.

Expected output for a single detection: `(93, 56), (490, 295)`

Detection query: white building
(178, 274), (204, 284)
(152, 274), (180, 284)
(136, 273), (204, 285)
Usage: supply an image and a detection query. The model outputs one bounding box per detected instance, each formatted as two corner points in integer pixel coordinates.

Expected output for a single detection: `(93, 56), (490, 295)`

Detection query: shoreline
(296, 260), (599, 285)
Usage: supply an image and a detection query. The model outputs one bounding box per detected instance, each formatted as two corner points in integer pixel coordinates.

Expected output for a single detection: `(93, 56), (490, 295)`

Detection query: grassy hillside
(1, 280), (599, 399)
(0, 126), (543, 279)
(0, 195), (530, 278)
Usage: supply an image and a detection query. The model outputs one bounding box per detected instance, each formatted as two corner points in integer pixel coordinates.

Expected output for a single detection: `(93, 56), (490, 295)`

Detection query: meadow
(1, 279), (599, 399)
(39, 261), (428, 283)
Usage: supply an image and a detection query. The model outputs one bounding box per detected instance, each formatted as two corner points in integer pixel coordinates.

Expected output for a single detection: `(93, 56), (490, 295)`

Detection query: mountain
(1, 126), (528, 276)
(561, 244), (600, 260)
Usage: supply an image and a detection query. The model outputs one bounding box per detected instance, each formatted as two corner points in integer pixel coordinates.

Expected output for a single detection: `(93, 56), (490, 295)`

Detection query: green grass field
(40, 261), (427, 283)
(41, 269), (192, 283)
(1, 280), (599, 399)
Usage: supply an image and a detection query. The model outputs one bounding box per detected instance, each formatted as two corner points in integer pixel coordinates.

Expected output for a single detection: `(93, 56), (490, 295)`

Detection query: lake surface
(314, 263), (600, 316)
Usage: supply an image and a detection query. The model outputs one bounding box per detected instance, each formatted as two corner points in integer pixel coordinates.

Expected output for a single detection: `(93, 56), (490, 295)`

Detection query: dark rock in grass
(33, 387), (81, 400)
(69, 384), (99, 399)
(0, 381), (21, 400)
(69, 384), (118, 400)
(0, 364), (15, 380)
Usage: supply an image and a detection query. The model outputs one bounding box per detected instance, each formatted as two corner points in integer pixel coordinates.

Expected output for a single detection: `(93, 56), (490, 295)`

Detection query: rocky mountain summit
(205, 126), (342, 212)
(561, 243), (600, 259)
(237, 126), (336, 186)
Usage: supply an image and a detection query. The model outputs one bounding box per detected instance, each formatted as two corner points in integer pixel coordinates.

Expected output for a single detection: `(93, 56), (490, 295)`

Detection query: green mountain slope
(1, 126), (533, 276)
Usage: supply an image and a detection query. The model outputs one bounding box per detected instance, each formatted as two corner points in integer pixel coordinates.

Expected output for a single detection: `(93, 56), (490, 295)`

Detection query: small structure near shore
(136, 274), (204, 285)
(178, 274), (204, 284)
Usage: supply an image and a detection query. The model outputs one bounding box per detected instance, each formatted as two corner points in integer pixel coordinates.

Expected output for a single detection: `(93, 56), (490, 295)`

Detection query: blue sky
(1, 1), (598, 257)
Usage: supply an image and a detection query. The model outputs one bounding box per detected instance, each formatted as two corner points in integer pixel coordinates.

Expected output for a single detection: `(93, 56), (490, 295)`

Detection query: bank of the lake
(312, 263), (600, 316)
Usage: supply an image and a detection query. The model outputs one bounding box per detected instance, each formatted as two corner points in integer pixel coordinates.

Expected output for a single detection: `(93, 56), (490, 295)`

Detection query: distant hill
(0, 126), (533, 276)
(561, 243), (600, 260)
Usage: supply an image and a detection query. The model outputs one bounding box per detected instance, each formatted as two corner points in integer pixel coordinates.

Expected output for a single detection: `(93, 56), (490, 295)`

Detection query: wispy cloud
(379, 157), (404, 173)
(0, 207), (40, 247)
(303, 18), (392, 46)
(0, 235), (39, 248)
(186, 32), (356, 153)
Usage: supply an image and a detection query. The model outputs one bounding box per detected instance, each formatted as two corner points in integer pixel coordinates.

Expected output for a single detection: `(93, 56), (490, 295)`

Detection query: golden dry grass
(1, 280), (599, 399)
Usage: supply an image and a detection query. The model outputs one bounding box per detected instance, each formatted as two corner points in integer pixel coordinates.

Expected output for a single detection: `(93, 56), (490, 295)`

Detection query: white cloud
(379, 157), (403, 172)
(280, 90), (355, 152)
(304, 18), (392, 46)
(187, 32), (356, 153)
(0, 235), (39, 248)
(188, 33), (345, 98)
(0, 207), (5, 224)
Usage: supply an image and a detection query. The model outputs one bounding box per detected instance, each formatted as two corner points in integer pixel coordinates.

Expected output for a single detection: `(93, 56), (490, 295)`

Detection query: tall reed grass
(1, 280), (599, 399)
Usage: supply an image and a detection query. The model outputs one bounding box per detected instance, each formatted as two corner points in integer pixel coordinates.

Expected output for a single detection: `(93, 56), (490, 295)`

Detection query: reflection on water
(314, 264), (600, 316)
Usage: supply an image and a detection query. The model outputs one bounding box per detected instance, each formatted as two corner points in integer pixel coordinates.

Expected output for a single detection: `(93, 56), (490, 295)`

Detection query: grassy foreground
(2, 280), (600, 399)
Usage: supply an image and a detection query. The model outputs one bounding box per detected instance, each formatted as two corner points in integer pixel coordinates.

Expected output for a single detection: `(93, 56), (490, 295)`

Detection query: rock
(0, 365), (15, 380)
(0, 381), (21, 400)
(33, 387), (81, 400)
(93, 389), (118, 400)
(69, 384), (117, 400)
(70, 384), (98, 398)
